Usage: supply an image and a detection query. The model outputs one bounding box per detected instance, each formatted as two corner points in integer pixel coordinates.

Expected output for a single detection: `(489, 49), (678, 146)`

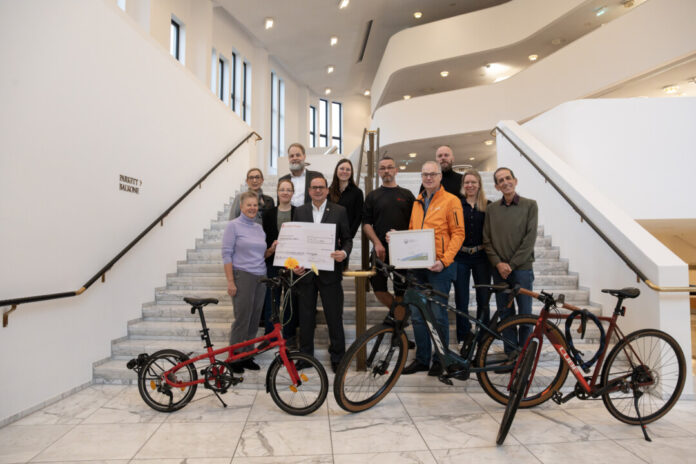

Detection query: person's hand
(428, 260), (444, 272)
(227, 281), (237, 297)
(496, 262), (512, 280)
(331, 250), (346, 263)
(270, 240), (278, 253)
(374, 242), (386, 261)
(385, 228), (396, 244)
(293, 266), (306, 275)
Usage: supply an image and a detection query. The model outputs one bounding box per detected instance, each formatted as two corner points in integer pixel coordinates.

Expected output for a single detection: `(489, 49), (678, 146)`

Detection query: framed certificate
(388, 229), (436, 269)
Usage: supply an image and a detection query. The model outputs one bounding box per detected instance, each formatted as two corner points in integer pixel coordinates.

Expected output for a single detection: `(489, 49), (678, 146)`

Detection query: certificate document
(273, 222), (336, 271)
(389, 229), (436, 269)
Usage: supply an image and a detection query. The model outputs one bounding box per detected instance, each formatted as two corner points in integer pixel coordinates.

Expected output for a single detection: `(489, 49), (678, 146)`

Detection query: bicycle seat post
(192, 304), (214, 350)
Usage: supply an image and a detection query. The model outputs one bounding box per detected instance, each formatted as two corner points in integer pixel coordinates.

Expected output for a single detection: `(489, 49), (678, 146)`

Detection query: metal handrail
(496, 125), (691, 293)
(1, 131), (262, 327)
(355, 128), (367, 180)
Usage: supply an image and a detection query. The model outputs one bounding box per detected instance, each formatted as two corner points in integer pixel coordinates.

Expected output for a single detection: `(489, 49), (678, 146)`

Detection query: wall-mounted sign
(119, 174), (142, 194)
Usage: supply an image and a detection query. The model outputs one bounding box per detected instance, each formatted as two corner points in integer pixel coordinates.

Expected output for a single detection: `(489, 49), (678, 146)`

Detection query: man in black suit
(278, 142), (323, 206)
(293, 175), (352, 372)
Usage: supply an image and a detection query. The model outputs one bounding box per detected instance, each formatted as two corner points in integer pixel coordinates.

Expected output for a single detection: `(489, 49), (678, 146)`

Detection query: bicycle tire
(137, 349), (198, 412)
(497, 339), (538, 445)
(267, 351), (328, 416)
(601, 329), (686, 425)
(333, 323), (408, 412)
(476, 314), (569, 407)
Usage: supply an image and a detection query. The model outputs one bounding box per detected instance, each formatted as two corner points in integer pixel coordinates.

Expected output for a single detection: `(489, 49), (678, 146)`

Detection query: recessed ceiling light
(330, 36), (338, 46)
(413, 11), (423, 19)
(327, 65), (334, 74)
(339, 0), (350, 9)
(264, 18), (274, 29)
(325, 88), (332, 95)
(494, 76), (510, 83)
(408, 152), (417, 158)
(595, 6), (607, 17)
(403, 95), (411, 100)
(469, 157), (475, 161)
(440, 70), (449, 77)
(484, 140), (494, 146)
(528, 54), (538, 61)
(363, 89), (371, 96)
(662, 85), (679, 94)
(551, 38), (563, 45)
(399, 165), (406, 170)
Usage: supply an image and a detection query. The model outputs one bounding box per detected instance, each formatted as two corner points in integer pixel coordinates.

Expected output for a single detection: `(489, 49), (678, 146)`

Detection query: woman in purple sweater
(222, 191), (270, 373)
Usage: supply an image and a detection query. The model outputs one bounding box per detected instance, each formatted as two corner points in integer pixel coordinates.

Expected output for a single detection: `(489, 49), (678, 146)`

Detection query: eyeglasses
(310, 185), (326, 190)
(421, 172), (440, 178)
(247, 175), (262, 181)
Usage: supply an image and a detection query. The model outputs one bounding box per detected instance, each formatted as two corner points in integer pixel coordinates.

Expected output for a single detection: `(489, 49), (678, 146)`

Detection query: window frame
(319, 98), (328, 147)
(309, 105), (317, 148)
(331, 101), (343, 154)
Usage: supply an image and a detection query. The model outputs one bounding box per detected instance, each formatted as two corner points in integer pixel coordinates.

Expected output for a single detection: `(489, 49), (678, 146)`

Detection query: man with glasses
(279, 142), (322, 206)
(229, 168), (274, 223)
(362, 156), (415, 309)
(293, 175), (352, 373)
(401, 161), (465, 376)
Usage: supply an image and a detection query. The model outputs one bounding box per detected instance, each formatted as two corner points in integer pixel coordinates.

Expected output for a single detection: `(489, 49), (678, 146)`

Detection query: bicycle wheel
(137, 349), (198, 412)
(267, 351), (328, 416)
(476, 314), (569, 407)
(333, 323), (408, 412)
(601, 329), (686, 425)
(497, 339), (538, 445)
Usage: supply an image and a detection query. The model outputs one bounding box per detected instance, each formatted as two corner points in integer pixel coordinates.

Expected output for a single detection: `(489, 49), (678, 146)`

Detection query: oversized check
(273, 222), (336, 271)
(388, 229), (436, 269)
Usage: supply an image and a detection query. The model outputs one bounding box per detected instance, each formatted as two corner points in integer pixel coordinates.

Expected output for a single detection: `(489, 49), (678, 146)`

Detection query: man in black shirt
(419, 145), (462, 195)
(362, 156), (415, 308)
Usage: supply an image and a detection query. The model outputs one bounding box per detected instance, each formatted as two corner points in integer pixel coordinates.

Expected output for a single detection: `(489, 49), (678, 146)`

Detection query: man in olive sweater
(483, 167), (538, 354)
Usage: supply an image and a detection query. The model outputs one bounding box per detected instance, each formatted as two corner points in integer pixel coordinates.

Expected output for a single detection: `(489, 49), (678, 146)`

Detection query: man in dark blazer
(278, 142), (323, 206)
(293, 175), (352, 372)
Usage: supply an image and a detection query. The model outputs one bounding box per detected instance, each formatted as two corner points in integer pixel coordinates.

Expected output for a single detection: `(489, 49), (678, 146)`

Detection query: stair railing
(1, 131), (262, 327)
(496, 124), (691, 294)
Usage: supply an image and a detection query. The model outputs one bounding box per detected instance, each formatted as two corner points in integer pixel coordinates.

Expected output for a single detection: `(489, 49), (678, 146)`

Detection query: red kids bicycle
(127, 268), (328, 415)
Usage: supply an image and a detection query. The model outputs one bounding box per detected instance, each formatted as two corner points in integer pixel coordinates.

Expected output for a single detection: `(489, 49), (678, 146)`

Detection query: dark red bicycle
(127, 268), (328, 415)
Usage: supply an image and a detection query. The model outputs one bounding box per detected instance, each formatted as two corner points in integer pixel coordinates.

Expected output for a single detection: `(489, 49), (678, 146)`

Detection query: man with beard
(279, 143), (322, 206)
(419, 145), (462, 196)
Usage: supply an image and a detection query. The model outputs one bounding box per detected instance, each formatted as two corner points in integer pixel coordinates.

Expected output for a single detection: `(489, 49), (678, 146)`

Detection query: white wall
(372, 0), (696, 148)
(497, 112), (692, 394)
(0, 0), (257, 423)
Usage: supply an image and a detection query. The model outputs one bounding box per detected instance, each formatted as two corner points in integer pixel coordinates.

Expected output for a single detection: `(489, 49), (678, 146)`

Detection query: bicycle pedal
(551, 391), (563, 405)
(438, 375), (453, 386)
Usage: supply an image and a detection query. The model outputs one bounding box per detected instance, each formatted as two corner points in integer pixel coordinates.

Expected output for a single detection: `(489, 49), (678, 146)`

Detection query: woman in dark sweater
(328, 158), (364, 238)
(261, 179), (297, 340)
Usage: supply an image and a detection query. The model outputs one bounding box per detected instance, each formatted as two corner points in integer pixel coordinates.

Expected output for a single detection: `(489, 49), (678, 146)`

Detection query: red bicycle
(127, 268), (328, 415)
(483, 284), (687, 444)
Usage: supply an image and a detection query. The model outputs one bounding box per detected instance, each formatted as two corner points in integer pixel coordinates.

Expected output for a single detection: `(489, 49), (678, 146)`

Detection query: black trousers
(296, 276), (345, 364)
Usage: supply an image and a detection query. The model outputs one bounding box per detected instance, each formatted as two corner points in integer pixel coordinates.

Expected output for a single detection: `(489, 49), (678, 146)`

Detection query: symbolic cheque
(274, 222), (337, 271)
(388, 229), (436, 269)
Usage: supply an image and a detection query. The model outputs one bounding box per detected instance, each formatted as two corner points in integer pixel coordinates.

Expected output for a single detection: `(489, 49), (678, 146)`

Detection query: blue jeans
(453, 251), (492, 342)
(492, 268), (534, 353)
(410, 264), (456, 365)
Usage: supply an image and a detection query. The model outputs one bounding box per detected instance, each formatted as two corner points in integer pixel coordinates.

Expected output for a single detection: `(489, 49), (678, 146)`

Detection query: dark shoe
(331, 361), (339, 373)
(428, 361), (443, 377)
(295, 360), (312, 370)
(407, 339), (416, 350)
(229, 362), (244, 374)
(259, 318), (265, 328)
(402, 360), (429, 375)
(459, 332), (475, 357)
(241, 358), (261, 371)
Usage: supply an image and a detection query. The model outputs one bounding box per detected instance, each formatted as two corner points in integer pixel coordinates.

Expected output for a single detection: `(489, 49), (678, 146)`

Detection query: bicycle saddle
(183, 297), (219, 306)
(601, 288), (640, 299)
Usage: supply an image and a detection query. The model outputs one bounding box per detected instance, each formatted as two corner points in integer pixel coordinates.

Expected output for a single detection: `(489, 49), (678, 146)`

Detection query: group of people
(221, 141), (538, 378)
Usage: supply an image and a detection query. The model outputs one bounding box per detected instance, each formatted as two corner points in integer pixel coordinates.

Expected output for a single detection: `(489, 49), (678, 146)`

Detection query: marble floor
(2, 381), (695, 464)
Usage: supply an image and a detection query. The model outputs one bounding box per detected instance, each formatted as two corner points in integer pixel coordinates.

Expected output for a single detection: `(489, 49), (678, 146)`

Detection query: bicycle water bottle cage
(565, 309), (606, 371)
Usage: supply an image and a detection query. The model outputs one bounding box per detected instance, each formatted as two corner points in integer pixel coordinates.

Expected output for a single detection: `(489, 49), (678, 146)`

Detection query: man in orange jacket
(402, 160), (465, 377)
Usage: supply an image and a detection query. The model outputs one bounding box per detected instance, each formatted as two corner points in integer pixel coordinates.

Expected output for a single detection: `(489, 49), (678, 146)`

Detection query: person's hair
(494, 167), (516, 185)
(461, 170), (488, 212)
(380, 155), (395, 164)
(276, 178), (294, 204)
(287, 142), (306, 155)
(422, 160), (442, 173)
(239, 191), (258, 205)
(310, 175), (328, 187)
(246, 167), (264, 180)
(329, 158), (357, 203)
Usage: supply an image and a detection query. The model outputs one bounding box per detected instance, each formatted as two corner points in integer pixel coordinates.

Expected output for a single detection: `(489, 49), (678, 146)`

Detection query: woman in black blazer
(261, 179), (297, 340)
(328, 158), (364, 239)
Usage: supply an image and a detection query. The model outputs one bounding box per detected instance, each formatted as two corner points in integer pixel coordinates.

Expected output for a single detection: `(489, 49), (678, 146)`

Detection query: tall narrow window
(117, 0), (126, 11)
(218, 57), (226, 102)
(279, 78), (285, 166)
(319, 99), (328, 147)
(271, 72), (279, 168)
(331, 101), (343, 153)
(210, 49), (217, 93)
(170, 18), (184, 63)
(309, 105), (317, 148)
(242, 60), (251, 123)
(230, 52), (237, 112)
